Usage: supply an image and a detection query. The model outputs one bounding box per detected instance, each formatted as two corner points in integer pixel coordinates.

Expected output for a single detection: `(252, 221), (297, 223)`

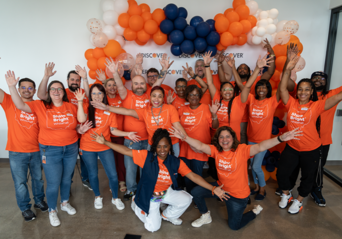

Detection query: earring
(154, 152), (156, 156)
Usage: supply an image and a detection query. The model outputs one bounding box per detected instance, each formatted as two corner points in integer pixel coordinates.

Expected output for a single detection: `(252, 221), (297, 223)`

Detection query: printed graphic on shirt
(46, 110), (75, 130)
(136, 99), (150, 108)
(147, 109), (169, 128)
(249, 104), (269, 124)
(289, 108), (312, 129)
(14, 108), (38, 129)
(181, 111), (204, 131)
(217, 104), (228, 121)
(157, 167), (171, 183)
(216, 153), (237, 177)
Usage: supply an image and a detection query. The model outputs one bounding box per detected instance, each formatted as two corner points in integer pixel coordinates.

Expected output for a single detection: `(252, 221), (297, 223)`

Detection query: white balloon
(263, 34), (272, 42)
(252, 35), (262, 45)
(90, 34), (95, 46)
(273, 18), (279, 25)
(259, 11), (268, 19)
(276, 20), (288, 33)
(283, 20), (299, 34)
(115, 35), (125, 47)
(269, 8), (279, 19)
(102, 0), (115, 12)
(102, 25), (117, 39)
(87, 18), (103, 34)
(114, 0), (129, 14)
(114, 24), (125, 36)
(266, 24), (277, 34)
(246, 1), (258, 15)
(254, 9), (262, 18)
(258, 19), (268, 28)
(252, 26), (258, 35)
(247, 32), (254, 45)
(270, 33), (277, 47)
(103, 10), (118, 25)
(267, 18), (274, 24)
(256, 27), (266, 37)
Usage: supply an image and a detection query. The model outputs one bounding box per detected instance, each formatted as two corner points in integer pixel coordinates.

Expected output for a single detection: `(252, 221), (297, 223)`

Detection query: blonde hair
(104, 78), (115, 87)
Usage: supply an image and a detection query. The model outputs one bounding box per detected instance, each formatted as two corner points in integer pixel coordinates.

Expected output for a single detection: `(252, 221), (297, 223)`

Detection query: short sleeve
(238, 144), (252, 161)
(178, 159), (192, 176)
(135, 108), (146, 122)
(316, 99), (327, 115)
(26, 100), (41, 114)
(235, 94), (247, 109)
(169, 105), (180, 123)
(208, 145), (218, 158)
(110, 113), (118, 128)
(121, 90), (133, 104)
(132, 149), (148, 168)
(0, 93), (11, 111)
(284, 95), (295, 110)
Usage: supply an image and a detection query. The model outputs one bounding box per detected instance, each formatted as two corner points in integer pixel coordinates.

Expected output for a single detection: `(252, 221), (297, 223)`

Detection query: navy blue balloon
(184, 26), (197, 40)
(174, 17), (187, 31)
(262, 158), (267, 166)
(123, 70), (131, 81)
(266, 164), (275, 173)
(171, 44), (182, 56)
(276, 120), (286, 129)
(206, 31), (220, 46)
(267, 156), (276, 165)
(164, 4), (179, 20)
(160, 19), (174, 34)
(196, 22), (211, 37)
(271, 151), (281, 160)
(272, 124), (279, 135)
(194, 38), (207, 52)
(206, 19), (216, 31)
(178, 7), (188, 18)
(190, 16), (203, 28)
(205, 45), (217, 57)
(169, 30), (184, 45)
(180, 40), (194, 55)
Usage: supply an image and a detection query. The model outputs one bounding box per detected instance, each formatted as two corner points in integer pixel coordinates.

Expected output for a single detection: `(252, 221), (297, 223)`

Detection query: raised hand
(73, 88), (85, 101)
(256, 54), (274, 69)
(96, 69), (106, 82)
(182, 67), (190, 81)
(287, 43), (299, 60)
(214, 184), (230, 201)
(225, 53), (235, 68)
(280, 127), (303, 141)
(168, 126), (185, 140)
(166, 90), (176, 104)
(209, 100), (220, 115)
(214, 51), (225, 63)
(159, 54), (174, 70)
(44, 62), (57, 78)
(135, 53), (143, 65)
(134, 64), (143, 76)
(286, 55), (300, 71)
(75, 65), (87, 79)
(182, 63), (195, 78)
(105, 57), (119, 74)
(90, 132), (105, 144)
(5, 71), (19, 87)
(79, 120), (93, 134)
(128, 132), (141, 143)
(90, 101), (109, 111)
(263, 39), (274, 54)
(202, 51), (214, 66)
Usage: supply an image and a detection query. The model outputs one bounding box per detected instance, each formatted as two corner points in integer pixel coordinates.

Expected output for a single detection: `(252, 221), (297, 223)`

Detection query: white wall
(0, 0), (333, 158)
(330, 0), (342, 9)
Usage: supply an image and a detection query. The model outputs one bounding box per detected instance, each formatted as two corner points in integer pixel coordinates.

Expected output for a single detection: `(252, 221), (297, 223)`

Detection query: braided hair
(218, 82), (235, 124)
(150, 128), (174, 160)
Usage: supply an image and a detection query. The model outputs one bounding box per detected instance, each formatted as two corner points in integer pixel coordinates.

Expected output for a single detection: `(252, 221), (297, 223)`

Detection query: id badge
(42, 155), (46, 164)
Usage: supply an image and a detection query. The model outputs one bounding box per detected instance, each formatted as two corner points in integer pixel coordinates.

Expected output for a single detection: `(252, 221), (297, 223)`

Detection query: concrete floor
(0, 162), (342, 239)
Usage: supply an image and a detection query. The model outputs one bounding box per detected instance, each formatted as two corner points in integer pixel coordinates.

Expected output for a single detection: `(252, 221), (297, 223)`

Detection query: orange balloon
(97, 57), (108, 70)
(275, 56), (287, 72)
(129, 15), (144, 31)
(123, 28), (137, 41)
(232, 37), (238, 45)
(128, 0), (137, 5)
(289, 35), (299, 43)
(297, 41), (303, 54)
(140, 3), (150, 13)
(144, 19), (159, 35)
(220, 32), (234, 47)
(269, 79), (277, 89)
(153, 29), (167, 45)
(273, 44), (287, 56)
(87, 58), (98, 71)
(152, 8), (166, 25)
(247, 15), (257, 28)
(233, 0), (246, 9)
(93, 47), (105, 59)
(214, 13), (225, 22)
(235, 5), (250, 20)
(135, 39), (147, 46)
(262, 166), (270, 181)
(128, 4), (142, 16)
(215, 17), (229, 33)
(142, 12), (152, 22)
(229, 22), (243, 37)
(237, 33), (247, 45)
(224, 8), (234, 15)
(274, 106), (285, 121)
(89, 70), (97, 80)
(216, 42), (226, 51)
(85, 49), (94, 60)
(240, 20), (251, 34)
(120, 49), (126, 54)
(103, 40), (122, 58)
(225, 11), (240, 23)
(118, 13), (130, 28)
(271, 89), (277, 96)
(137, 29), (151, 43)
(271, 70), (281, 82)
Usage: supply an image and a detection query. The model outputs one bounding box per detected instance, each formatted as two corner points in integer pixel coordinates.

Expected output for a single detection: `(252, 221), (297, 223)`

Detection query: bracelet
(205, 65), (210, 68)
(218, 64), (222, 67)
(212, 117), (217, 120)
(77, 100), (83, 102)
(277, 136), (283, 143)
(192, 74), (197, 79)
(211, 186), (217, 196)
(182, 135), (187, 141)
(269, 54), (275, 58)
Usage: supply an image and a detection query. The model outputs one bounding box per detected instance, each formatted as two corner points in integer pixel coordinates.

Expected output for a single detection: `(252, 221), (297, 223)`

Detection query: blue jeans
(39, 141), (78, 212)
(124, 139), (148, 192)
(9, 151), (45, 212)
(192, 182), (256, 230)
(181, 157), (205, 194)
(248, 141), (267, 187)
(81, 149), (119, 198)
(71, 139), (89, 182)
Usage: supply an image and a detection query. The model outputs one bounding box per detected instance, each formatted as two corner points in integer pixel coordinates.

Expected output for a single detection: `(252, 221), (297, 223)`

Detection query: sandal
(119, 181), (127, 192)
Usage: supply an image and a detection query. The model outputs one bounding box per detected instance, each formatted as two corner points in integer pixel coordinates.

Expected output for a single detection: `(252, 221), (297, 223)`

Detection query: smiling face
(91, 87), (104, 103)
(175, 81), (187, 98)
(132, 76), (147, 96)
(220, 83), (234, 101)
(18, 81), (36, 100)
(156, 137), (171, 160)
(67, 73), (81, 92)
(256, 84), (268, 100)
(218, 130), (233, 151)
(49, 83), (65, 103)
(297, 82), (313, 104)
(311, 75), (326, 90)
(105, 80), (117, 97)
(237, 64), (249, 79)
(150, 89), (164, 107)
(147, 72), (159, 86)
(187, 88), (201, 107)
(195, 60), (205, 78)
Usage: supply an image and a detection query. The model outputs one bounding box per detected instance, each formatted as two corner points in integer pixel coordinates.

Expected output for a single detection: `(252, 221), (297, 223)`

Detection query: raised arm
(325, 91), (342, 111)
(260, 39), (276, 81)
(37, 62), (56, 100)
(216, 51), (232, 83)
(74, 89), (87, 123)
(153, 53), (174, 87)
(202, 51), (217, 99)
(75, 65), (90, 98)
(182, 63), (208, 94)
(283, 43), (298, 92)
(227, 55), (244, 91)
(130, 53), (143, 79)
(105, 58), (127, 100)
(110, 128), (141, 142)
(209, 100), (220, 129)
(0, 88), (5, 103)
(96, 69), (107, 84)
(5, 71), (32, 113)
(90, 101), (139, 118)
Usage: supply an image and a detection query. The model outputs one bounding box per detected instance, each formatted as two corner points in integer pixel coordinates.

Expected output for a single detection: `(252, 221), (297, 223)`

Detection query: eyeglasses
(147, 75), (158, 79)
(50, 87), (63, 92)
(312, 77), (326, 81)
(222, 88), (234, 92)
(20, 86), (34, 91)
(189, 94), (200, 97)
(92, 92), (103, 96)
(176, 86), (187, 89)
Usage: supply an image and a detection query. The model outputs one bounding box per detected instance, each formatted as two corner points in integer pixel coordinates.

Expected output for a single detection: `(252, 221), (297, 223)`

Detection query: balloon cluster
(262, 150), (280, 181)
(272, 116), (285, 135)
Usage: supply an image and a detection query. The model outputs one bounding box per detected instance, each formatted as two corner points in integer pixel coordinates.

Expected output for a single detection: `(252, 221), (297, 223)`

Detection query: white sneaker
(94, 197), (103, 209)
(49, 211), (60, 227)
(131, 196), (136, 212)
(60, 202), (76, 215)
(252, 205), (263, 215)
(162, 213), (182, 225)
(191, 211), (212, 228)
(278, 193), (293, 209)
(288, 199), (303, 214)
(112, 198), (125, 210)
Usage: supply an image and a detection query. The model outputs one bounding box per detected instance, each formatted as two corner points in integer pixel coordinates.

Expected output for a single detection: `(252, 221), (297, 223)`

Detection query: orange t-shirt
(209, 144), (251, 199)
(247, 94), (281, 143)
(146, 84), (174, 103)
(172, 95), (189, 109)
(188, 74), (221, 105)
(121, 89), (151, 141)
(135, 104), (180, 145)
(1, 93), (39, 152)
(178, 104), (212, 161)
(213, 90), (249, 141)
(107, 95), (124, 132)
(285, 96), (326, 151)
(80, 103), (118, 152)
(27, 100), (78, 146)
(132, 149), (191, 192)
(65, 88), (88, 106)
(318, 86), (342, 145)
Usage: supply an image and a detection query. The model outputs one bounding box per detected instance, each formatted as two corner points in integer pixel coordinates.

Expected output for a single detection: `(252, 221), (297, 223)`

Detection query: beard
(315, 85), (325, 91)
(132, 87), (146, 95)
(68, 84), (79, 92)
(239, 72), (249, 78)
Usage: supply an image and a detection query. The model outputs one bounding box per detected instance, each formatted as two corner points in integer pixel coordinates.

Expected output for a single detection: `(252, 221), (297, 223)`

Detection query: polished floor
(0, 162), (342, 239)
(325, 165), (342, 180)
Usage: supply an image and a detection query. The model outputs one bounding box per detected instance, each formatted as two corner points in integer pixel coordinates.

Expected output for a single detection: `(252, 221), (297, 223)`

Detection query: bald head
(132, 75), (147, 96)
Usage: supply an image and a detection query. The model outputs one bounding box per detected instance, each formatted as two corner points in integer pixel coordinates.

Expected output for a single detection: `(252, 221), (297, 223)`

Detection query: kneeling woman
(170, 126), (300, 230)
(91, 128), (227, 232)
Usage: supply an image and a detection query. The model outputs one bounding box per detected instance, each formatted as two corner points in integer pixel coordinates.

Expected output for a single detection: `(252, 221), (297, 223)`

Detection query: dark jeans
(207, 157), (218, 180)
(277, 144), (320, 197)
(192, 182), (256, 231)
(181, 157), (205, 194)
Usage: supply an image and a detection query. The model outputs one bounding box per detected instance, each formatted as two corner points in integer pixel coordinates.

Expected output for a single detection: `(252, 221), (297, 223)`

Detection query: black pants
(277, 144), (320, 197)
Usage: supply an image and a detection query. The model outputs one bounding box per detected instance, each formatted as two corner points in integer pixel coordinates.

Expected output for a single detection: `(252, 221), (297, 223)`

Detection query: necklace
(151, 105), (163, 125)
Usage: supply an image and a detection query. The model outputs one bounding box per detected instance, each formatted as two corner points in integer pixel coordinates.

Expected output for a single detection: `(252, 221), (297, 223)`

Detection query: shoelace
(23, 211), (33, 217)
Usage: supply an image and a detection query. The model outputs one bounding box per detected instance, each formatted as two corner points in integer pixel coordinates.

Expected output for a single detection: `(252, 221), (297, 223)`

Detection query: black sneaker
(22, 209), (36, 222)
(123, 190), (135, 201)
(311, 187), (326, 207)
(82, 180), (93, 191)
(34, 201), (48, 212)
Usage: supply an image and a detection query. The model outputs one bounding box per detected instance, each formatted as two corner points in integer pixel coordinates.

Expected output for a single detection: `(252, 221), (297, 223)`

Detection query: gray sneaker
(82, 180), (93, 191)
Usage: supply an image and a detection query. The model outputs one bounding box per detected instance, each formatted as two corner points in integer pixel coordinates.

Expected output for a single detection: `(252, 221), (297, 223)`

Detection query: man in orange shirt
(0, 78), (48, 222)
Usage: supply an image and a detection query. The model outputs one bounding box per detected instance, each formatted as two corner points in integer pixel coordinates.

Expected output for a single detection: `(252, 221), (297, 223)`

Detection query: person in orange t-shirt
(276, 48), (342, 215)
(170, 124), (300, 230)
(91, 128), (227, 232)
(1, 76), (48, 221)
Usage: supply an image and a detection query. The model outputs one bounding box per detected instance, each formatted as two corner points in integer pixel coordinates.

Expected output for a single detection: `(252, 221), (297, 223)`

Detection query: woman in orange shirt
(170, 125), (300, 230)
(91, 128), (227, 232)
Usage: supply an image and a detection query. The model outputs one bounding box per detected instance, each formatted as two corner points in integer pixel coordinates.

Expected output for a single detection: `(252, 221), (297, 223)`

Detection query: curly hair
(211, 126), (240, 152)
(150, 128), (174, 158)
(184, 85), (203, 102)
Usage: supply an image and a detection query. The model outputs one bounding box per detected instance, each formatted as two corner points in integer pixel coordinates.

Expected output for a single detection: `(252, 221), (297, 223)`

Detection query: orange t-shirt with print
(213, 90), (249, 140)
(247, 94), (281, 143)
(27, 100), (78, 146)
(209, 144), (251, 199)
(188, 74), (221, 105)
(178, 104), (212, 161)
(65, 88), (88, 106)
(172, 95), (189, 109)
(80, 103), (118, 152)
(285, 96), (326, 151)
(121, 89), (151, 141)
(146, 84), (174, 103)
(1, 93), (39, 152)
(107, 95), (124, 132)
(132, 150), (191, 192)
(135, 104), (180, 145)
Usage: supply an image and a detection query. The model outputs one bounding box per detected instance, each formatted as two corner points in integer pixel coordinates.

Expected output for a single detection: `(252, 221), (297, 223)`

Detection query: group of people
(2, 39), (342, 232)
